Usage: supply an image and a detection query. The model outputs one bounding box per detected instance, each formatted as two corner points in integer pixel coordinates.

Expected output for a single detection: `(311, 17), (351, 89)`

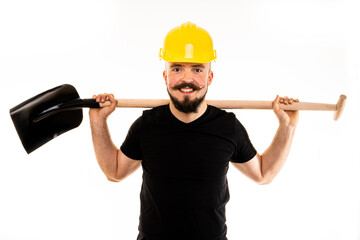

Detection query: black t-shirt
(121, 105), (257, 240)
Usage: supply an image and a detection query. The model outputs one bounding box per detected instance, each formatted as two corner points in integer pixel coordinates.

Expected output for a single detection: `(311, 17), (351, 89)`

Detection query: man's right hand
(89, 93), (141, 182)
(89, 93), (118, 121)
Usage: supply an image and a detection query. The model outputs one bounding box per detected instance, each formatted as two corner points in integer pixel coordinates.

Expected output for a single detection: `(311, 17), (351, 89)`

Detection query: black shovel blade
(10, 84), (83, 154)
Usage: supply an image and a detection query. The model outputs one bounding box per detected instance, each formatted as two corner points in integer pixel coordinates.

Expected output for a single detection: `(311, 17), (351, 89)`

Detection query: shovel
(10, 84), (347, 154)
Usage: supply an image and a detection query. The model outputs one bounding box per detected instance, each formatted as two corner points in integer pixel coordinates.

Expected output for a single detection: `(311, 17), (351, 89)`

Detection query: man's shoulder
(206, 105), (236, 121)
(142, 105), (169, 118)
(139, 105), (172, 128)
(207, 105), (232, 114)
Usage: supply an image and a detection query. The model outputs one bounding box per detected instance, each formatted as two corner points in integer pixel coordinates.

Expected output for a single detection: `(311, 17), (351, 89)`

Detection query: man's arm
(89, 93), (141, 182)
(231, 95), (299, 185)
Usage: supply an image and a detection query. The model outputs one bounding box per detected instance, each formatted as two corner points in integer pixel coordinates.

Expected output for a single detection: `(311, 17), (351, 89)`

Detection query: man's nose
(182, 70), (193, 82)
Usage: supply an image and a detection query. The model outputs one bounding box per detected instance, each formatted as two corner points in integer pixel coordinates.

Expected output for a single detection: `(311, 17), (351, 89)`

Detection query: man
(89, 22), (299, 240)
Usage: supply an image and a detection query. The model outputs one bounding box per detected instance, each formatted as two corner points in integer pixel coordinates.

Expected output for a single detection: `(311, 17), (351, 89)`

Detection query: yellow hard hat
(159, 22), (217, 63)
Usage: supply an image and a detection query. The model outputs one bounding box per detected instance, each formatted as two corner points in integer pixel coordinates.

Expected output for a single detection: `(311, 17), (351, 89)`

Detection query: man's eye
(194, 69), (202, 73)
(172, 68), (181, 72)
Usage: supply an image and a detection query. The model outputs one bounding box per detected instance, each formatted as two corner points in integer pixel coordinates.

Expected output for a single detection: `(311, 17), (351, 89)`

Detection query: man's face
(163, 62), (213, 113)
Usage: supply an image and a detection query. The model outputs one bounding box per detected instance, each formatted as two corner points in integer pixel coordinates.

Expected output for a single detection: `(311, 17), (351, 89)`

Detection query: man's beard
(167, 82), (207, 114)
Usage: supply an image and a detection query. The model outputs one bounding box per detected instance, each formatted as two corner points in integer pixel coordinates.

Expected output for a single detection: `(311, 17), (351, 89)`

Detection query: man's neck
(169, 100), (208, 124)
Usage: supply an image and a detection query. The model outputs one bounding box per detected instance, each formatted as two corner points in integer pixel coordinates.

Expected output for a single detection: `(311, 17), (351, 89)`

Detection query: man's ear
(207, 71), (214, 86)
(163, 70), (168, 85)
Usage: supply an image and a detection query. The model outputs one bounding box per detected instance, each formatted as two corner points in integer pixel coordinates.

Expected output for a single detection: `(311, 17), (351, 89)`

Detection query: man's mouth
(179, 88), (194, 93)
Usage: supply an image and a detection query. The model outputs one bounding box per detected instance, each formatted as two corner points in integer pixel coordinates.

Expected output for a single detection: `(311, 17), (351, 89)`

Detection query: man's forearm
(260, 124), (296, 184)
(90, 118), (118, 180)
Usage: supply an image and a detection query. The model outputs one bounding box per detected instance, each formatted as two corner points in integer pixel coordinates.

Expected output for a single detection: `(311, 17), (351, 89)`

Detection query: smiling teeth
(180, 88), (193, 92)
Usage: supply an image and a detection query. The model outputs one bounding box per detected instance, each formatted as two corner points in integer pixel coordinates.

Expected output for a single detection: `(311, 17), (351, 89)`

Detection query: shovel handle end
(333, 95), (347, 121)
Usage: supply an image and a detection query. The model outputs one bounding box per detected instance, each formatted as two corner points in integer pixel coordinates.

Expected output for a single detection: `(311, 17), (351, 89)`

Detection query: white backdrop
(0, 0), (359, 239)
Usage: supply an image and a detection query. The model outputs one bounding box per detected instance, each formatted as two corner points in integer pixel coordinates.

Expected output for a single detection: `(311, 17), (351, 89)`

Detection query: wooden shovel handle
(99, 95), (347, 120)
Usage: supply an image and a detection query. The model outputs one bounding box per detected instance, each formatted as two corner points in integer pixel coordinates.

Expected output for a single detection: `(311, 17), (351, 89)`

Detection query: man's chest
(140, 125), (235, 179)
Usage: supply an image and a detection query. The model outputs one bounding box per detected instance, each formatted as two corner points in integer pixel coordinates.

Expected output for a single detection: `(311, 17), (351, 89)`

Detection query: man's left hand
(273, 95), (299, 127)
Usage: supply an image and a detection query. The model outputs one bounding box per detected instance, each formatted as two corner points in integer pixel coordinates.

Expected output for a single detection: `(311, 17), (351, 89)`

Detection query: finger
(92, 93), (115, 104)
(96, 94), (102, 102)
(106, 94), (115, 101)
(101, 94), (111, 103)
(288, 98), (294, 104)
(102, 93), (107, 101)
(108, 93), (115, 101)
(95, 94), (106, 103)
(108, 96), (118, 111)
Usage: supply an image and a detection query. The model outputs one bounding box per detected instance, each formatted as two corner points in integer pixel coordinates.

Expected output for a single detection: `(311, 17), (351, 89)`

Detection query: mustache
(171, 82), (203, 91)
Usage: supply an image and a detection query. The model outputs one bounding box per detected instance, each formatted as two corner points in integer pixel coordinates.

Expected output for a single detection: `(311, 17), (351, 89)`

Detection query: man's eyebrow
(169, 64), (184, 68)
(169, 63), (206, 68)
(191, 64), (205, 68)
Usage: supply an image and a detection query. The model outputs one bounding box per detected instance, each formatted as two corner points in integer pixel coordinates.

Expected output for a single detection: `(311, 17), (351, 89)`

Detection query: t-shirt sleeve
(231, 118), (257, 163)
(120, 116), (143, 160)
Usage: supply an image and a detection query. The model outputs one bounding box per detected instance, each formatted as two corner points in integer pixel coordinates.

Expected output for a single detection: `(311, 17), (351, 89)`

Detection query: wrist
(277, 114), (299, 130)
(278, 123), (296, 135)
(90, 115), (107, 127)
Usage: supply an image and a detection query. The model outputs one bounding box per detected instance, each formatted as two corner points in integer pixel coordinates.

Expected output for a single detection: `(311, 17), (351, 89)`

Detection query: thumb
(272, 95), (288, 124)
(272, 95), (281, 113)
